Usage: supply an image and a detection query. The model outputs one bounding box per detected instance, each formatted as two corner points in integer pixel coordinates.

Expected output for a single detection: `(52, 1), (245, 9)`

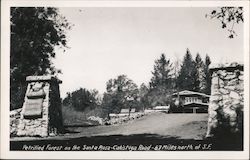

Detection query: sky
(53, 7), (244, 98)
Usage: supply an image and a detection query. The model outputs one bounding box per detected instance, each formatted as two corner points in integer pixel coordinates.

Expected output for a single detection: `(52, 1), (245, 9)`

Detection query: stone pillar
(206, 63), (243, 138)
(16, 75), (63, 137)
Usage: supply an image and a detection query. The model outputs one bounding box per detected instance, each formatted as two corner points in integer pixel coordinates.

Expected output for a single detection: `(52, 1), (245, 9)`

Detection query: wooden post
(193, 107), (196, 114)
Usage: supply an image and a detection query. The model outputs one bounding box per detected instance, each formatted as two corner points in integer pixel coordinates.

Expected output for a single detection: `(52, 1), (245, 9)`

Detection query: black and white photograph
(1, 0), (249, 159)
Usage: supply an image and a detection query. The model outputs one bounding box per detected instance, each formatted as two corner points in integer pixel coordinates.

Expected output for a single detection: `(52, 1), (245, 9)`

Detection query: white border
(1, 1), (249, 159)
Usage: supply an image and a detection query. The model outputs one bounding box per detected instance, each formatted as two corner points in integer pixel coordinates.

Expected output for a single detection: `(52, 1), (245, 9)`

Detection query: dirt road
(63, 112), (208, 139)
(10, 112), (243, 151)
(11, 112), (208, 141)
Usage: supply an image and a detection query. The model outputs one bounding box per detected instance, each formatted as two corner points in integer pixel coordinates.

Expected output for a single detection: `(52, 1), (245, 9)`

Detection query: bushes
(63, 88), (100, 111)
(62, 104), (104, 126)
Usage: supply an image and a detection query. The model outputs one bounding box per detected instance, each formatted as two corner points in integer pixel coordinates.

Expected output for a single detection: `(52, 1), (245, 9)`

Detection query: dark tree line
(138, 49), (211, 110)
(177, 49), (211, 94)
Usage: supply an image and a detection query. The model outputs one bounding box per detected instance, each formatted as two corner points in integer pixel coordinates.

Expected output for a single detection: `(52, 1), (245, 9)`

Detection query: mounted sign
(23, 98), (43, 119)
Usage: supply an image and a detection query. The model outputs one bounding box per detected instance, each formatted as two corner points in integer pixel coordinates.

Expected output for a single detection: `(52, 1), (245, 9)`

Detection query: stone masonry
(15, 75), (64, 137)
(206, 63), (243, 138)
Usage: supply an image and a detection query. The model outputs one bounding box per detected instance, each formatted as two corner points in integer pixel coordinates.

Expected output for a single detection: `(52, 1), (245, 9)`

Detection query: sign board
(23, 98), (43, 119)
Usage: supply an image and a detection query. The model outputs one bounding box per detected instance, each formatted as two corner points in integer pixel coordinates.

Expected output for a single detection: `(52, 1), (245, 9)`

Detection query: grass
(62, 105), (104, 126)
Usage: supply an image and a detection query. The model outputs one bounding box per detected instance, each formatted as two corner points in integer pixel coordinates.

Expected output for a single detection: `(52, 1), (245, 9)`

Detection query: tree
(146, 88), (173, 107)
(177, 48), (197, 91)
(138, 83), (150, 110)
(63, 88), (100, 111)
(102, 75), (139, 115)
(173, 57), (181, 92)
(10, 7), (71, 110)
(206, 7), (243, 38)
(147, 54), (175, 107)
(90, 89), (103, 106)
(204, 54), (212, 95)
(62, 92), (72, 105)
(194, 53), (206, 92)
(150, 54), (173, 90)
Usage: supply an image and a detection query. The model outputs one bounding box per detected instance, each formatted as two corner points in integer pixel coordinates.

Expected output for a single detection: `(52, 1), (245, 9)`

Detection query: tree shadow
(63, 128), (80, 134)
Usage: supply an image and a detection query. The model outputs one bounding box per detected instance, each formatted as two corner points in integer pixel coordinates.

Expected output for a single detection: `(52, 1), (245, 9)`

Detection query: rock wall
(15, 75), (63, 137)
(10, 108), (22, 137)
(206, 63), (243, 138)
(107, 112), (145, 125)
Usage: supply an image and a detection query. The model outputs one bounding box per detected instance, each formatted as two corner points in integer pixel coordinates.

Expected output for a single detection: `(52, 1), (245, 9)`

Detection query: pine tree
(147, 54), (174, 107)
(204, 54), (212, 94)
(173, 58), (181, 91)
(177, 48), (197, 91)
(194, 53), (206, 92)
(150, 53), (173, 90)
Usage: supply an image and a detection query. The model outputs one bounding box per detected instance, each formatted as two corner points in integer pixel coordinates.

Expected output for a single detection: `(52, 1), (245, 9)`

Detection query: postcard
(1, 0), (249, 159)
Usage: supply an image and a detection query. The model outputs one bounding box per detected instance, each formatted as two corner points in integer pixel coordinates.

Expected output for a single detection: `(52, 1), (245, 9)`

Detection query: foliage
(150, 54), (174, 89)
(62, 92), (72, 106)
(10, 7), (71, 110)
(177, 49), (198, 91)
(102, 75), (139, 116)
(172, 58), (181, 90)
(138, 83), (150, 110)
(146, 54), (175, 108)
(147, 87), (173, 107)
(194, 53), (206, 92)
(206, 7), (244, 38)
(62, 104), (104, 126)
(63, 88), (100, 111)
(176, 50), (212, 94)
(204, 54), (212, 95)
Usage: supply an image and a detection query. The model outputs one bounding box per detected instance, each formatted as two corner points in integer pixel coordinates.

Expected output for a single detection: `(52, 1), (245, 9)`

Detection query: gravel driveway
(63, 112), (208, 139)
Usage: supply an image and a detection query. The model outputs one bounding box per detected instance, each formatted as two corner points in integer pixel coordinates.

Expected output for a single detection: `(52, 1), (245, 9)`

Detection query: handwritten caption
(22, 143), (212, 151)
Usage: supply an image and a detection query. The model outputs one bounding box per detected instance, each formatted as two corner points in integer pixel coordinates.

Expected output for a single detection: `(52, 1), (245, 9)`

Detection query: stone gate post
(206, 63), (243, 138)
(17, 75), (64, 137)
